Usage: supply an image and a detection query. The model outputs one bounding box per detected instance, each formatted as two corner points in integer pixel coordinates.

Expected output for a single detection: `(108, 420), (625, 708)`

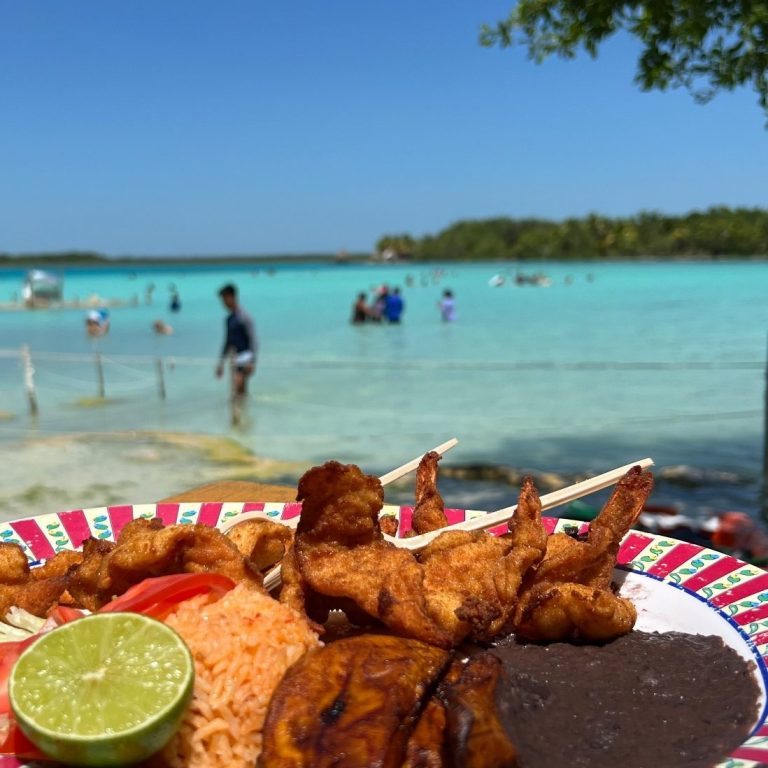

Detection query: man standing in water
(215, 284), (257, 421)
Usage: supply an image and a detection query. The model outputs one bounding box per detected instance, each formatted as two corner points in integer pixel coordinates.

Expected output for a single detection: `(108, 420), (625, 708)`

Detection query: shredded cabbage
(0, 607), (46, 641)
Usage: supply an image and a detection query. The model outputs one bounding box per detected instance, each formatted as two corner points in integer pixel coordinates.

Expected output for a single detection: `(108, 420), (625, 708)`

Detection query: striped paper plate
(1, 501), (766, 768)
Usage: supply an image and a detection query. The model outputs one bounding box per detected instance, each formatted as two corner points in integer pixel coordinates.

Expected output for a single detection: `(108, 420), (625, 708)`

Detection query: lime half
(9, 612), (194, 766)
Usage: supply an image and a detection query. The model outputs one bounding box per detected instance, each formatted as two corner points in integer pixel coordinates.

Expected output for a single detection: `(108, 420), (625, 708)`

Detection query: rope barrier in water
(0, 348), (762, 372)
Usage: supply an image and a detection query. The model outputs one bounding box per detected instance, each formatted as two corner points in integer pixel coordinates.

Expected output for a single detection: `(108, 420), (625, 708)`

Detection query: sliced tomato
(0, 642), (24, 714)
(47, 605), (87, 626)
(99, 573), (235, 619)
(0, 637), (40, 715)
(0, 720), (48, 760)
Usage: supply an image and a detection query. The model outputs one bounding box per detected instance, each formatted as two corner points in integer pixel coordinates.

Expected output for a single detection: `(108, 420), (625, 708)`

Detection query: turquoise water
(1, 260), (767, 514)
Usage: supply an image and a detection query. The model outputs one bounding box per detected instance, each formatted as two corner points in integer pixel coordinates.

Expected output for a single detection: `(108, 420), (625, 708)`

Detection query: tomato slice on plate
(99, 572), (236, 619)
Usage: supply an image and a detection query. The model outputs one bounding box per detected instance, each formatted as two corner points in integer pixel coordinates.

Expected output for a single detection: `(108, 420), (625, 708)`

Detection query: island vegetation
(3, 207), (768, 266)
(377, 206), (768, 261)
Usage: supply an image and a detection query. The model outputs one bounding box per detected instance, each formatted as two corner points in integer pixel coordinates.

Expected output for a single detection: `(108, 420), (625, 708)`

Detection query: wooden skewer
(390, 457), (655, 551)
(262, 455), (653, 591)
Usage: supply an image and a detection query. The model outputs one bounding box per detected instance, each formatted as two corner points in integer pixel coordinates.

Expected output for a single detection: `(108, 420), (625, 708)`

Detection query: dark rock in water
(658, 465), (749, 487)
(440, 463), (752, 492)
(440, 465), (572, 492)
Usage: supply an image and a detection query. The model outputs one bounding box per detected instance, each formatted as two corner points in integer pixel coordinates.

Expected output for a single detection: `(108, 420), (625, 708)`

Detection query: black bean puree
(483, 631), (760, 768)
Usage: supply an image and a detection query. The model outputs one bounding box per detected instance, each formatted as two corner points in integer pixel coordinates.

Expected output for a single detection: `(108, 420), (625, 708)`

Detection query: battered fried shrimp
(0, 543), (73, 618)
(418, 531), (516, 642)
(412, 451), (448, 535)
(513, 466), (653, 642)
(286, 462), (548, 647)
(514, 583), (637, 643)
(379, 514), (399, 537)
(0, 577), (69, 621)
(529, 466), (653, 590)
(66, 538), (114, 611)
(226, 518), (293, 572)
(259, 634), (451, 768)
(31, 549), (82, 580)
(0, 543), (31, 584)
(288, 461), (456, 647)
(417, 476), (548, 643)
(68, 518), (262, 610)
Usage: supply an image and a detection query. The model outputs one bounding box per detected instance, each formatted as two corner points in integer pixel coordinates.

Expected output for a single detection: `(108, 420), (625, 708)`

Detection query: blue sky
(1, 0), (766, 255)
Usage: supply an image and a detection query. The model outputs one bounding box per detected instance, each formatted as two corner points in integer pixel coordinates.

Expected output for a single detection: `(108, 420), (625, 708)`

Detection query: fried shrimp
(0, 543), (73, 619)
(285, 461), (453, 646)
(412, 451), (449, 535)
(284, 461), (548, 647)
(226, 518), (293, 572)
(514, 466), (653, 642)
(68, 518), (263, 610)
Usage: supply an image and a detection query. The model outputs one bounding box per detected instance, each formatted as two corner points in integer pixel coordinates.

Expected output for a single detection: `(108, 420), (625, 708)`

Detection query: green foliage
(480, 1), (768, 117)
(376, 234), (416, 257)
(379, 207), (768, 261)
(0, 251), (108, 265)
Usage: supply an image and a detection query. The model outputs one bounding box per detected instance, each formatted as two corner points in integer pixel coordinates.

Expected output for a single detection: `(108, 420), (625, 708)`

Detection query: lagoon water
(1, 260), (767, 517)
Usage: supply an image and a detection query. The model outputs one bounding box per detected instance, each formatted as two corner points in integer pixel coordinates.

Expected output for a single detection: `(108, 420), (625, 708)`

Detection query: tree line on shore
(377, 207), (768, 261)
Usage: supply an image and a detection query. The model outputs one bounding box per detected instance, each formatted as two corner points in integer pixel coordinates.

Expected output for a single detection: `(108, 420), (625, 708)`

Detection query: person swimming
(85, 308), (110, 337)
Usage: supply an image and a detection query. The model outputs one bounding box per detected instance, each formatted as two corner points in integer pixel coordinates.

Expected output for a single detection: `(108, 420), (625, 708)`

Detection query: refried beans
(484, 631), (761, 768)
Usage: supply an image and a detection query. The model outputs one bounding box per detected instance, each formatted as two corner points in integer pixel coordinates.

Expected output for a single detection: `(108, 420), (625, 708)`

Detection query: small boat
(22, 270), (63, 307)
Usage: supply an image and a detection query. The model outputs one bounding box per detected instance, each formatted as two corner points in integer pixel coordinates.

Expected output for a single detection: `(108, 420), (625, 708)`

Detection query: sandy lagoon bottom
(0, 430), (763, 532)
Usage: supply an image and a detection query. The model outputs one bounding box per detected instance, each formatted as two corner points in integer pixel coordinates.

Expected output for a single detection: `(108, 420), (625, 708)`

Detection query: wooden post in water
(95, 353), (105, 399)
(156, 358), (166, 401)
(20, 345), (38, 416)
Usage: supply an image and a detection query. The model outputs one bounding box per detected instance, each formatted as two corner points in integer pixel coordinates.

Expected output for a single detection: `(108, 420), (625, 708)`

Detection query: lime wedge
(9, 612), (194, 766)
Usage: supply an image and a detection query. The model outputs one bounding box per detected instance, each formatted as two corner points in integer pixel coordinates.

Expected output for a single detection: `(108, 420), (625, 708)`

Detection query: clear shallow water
(1, 260), (767, 516)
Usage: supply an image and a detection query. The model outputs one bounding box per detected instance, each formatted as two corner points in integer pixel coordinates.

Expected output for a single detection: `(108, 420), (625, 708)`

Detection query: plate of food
(0, 455), (764, 768)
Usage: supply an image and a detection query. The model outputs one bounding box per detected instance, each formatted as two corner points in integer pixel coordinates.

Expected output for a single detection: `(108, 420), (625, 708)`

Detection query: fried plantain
(259, 634), (450, 768)
(403, 659), (464, 768)
(403, 695), (448, 768)
(438, 653), (518, 768)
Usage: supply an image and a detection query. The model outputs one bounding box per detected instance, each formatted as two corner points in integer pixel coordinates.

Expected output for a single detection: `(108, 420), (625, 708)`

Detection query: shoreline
(0, 430), (761, 524)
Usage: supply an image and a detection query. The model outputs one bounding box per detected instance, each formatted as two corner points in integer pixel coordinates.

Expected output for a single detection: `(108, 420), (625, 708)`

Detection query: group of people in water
(352, 285), (405, 324)
(83, 285), (182, 338)
(351, 285), (456, 324)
